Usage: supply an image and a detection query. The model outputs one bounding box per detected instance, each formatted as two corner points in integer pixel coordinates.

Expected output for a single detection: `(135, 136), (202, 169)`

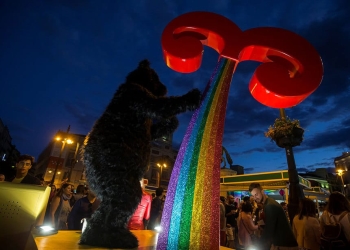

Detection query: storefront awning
(220, 170), (329, 202)
(220, 170), (311, 189)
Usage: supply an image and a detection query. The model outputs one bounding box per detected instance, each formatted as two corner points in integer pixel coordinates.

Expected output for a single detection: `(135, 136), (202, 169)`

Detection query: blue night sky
(1, 0), (349, 174)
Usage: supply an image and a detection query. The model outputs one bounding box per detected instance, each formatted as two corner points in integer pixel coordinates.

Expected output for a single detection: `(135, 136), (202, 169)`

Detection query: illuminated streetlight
(337, 169), (346, 195)
(50, 135), (73, 186)
(157, 162), (167, 187)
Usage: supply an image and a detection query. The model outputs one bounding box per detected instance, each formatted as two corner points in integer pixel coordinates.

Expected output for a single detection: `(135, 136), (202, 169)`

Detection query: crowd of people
(220, 182), (350, 250)
(0, 154), (166, 232)
(2, 155), (350, 250)
(44, 179), (166, 231)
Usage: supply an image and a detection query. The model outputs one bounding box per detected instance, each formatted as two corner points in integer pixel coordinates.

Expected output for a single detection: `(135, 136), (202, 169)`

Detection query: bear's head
(126, 60), (167, 97)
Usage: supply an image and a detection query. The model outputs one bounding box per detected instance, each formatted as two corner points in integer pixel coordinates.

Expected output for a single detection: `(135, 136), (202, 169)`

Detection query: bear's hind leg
(79, 203), (139, 249)
(80, 177), (142, 249)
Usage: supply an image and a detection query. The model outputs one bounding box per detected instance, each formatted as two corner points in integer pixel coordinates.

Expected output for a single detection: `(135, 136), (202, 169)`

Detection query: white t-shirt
(12, 177), (25, 184)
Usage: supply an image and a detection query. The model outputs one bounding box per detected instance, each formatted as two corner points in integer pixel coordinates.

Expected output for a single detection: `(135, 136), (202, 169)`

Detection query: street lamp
(49, 136), (73, 186)
(67, 142), (80, 182)
(278, 108), (305, 225)
(337, 169), (346, 195)
(157, 162), (167, 187)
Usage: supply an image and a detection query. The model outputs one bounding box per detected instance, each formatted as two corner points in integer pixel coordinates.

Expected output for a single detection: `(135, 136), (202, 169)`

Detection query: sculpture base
(35, 230), (232, 249)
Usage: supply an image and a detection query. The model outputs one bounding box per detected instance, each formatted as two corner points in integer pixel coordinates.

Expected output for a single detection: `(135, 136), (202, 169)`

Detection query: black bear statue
(80, 59), (201, 248)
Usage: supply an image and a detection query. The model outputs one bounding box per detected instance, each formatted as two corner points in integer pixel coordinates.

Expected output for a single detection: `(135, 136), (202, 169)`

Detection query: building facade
(0, 119), (20, 178)
(35, 131), (86, 188)
(143, 134), (178, 189)
(334, 152), (350, 171)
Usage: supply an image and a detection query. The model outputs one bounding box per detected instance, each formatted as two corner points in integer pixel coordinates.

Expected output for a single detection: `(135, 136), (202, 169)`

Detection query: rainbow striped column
(156, 57), (236, 250)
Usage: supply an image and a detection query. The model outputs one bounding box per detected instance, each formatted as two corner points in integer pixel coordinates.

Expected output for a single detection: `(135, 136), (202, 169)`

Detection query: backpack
(320, 211), (350, 250)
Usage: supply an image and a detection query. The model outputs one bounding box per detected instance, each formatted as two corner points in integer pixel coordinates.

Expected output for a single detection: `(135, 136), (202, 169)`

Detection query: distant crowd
(0, 154), (165, 232)
(220, 182), (350, 250)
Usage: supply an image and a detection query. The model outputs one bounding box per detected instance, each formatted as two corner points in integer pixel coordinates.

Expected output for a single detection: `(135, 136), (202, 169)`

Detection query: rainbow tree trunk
(157, 58), (235, 250)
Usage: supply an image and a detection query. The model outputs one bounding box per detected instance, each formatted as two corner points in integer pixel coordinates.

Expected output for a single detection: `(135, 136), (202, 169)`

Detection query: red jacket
(127, 190), (152, 230)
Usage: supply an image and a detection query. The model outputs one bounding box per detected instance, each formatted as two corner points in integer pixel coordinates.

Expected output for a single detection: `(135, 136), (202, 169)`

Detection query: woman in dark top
(68, 189), (99, 230)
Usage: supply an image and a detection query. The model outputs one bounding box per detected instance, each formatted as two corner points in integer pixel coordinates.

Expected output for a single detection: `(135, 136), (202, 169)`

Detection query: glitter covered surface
(207, 59), (235, 249)
(156, 58), (235, 250)
(190, 60), (227, 250)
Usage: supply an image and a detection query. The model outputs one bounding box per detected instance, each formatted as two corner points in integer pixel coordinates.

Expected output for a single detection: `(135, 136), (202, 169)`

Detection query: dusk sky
(1, 0), (349, 174)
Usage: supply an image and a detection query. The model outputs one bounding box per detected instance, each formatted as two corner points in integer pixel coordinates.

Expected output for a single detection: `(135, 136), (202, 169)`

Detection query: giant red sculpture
(157, 11), (323, 250)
